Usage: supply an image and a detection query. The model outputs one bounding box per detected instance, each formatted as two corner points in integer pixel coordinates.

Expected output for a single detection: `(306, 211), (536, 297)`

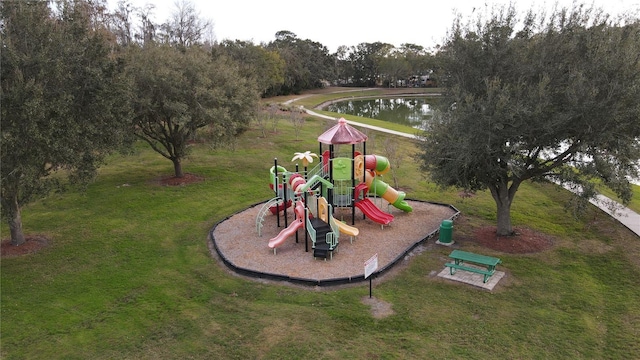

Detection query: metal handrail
(305, 208), (316, 247)
(256, 197), (282, 236)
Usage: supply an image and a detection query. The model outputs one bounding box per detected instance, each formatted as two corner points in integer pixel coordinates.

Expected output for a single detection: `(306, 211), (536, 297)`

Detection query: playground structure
(256, 118), (413, 260)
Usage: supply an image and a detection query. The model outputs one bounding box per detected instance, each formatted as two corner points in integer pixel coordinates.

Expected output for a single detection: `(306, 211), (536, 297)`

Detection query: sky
(108, 0), (640, 52)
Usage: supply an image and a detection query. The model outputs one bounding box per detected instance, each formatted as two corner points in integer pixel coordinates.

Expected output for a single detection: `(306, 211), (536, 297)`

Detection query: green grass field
(2, 90), (639, 359)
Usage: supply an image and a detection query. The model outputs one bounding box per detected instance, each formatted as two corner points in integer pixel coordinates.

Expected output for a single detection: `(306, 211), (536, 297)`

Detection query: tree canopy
(108, 1), (438, 94)
(1, 0), (132, 245)
(416, 4), (640, 235)
(213, 40), (285, 98)
(126, 44), (259, 177)
(266, 31), (336, 94)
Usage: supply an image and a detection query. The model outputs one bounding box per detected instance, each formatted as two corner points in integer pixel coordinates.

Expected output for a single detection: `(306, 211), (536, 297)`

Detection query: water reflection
(325, 97), (435, 129)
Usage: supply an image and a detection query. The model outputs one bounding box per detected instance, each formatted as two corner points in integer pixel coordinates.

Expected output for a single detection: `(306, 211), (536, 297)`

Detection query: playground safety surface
(209, 200), (458, 286)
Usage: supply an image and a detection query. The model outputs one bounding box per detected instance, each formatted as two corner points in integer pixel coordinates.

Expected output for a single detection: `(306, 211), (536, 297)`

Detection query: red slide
(355, 198), (394, 225)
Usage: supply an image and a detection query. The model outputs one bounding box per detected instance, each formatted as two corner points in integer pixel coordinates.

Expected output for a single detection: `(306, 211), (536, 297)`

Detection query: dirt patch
(577, 239), (614, 255)
(361, 296), (395, 319)
(466, 226), (554, 254)
(1, 235), (50, 258)
(151, 173), (204, 186)
(457, 190), (476, 200)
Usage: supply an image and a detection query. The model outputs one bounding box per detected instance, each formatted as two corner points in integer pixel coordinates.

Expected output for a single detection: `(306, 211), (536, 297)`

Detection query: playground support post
(283, 168), (288, 229)
(362, 142), (367, 221)
(304, 192), (309, 252)
(295, 163), (299, 243)
(274, 158), (281, 228)
(352, 143), (356, 225)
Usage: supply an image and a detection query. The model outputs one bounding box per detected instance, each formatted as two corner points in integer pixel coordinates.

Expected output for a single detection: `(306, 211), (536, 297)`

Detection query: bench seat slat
(448, 250), (501, 266)
(445, 262), (493, 275)
(444, 262), (496, 283)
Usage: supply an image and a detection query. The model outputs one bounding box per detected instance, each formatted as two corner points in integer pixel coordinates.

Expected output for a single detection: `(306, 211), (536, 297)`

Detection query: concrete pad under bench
(437, 263), (505, 290)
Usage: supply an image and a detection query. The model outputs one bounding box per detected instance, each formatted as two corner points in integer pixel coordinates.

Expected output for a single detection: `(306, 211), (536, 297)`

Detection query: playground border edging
(209, 199), (460, 287)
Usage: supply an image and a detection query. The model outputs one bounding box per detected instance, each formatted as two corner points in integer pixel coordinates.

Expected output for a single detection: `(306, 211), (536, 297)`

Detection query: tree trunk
(495, 198), (513, 236)
(7, 194), (26, 246)
(489, 180), (519, 236)
(172, 158), (183, 178)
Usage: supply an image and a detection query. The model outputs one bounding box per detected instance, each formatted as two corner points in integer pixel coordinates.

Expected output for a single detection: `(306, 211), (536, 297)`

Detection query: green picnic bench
(445, 250), (501, 283)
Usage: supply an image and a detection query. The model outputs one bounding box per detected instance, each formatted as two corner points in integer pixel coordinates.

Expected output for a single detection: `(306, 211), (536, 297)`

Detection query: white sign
(364, 253), (378, 279)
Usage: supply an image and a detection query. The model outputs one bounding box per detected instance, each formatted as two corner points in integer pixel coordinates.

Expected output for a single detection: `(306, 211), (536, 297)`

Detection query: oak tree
(213, 40), (285, 98)
(1, 0), (132, 245)
(416, 4), (640, 235)
(267, 31), (335, 94)
(126, 44), (259, 177)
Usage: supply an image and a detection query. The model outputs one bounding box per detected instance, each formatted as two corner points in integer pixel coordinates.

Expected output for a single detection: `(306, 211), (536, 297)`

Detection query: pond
(322, 97), (436, 130)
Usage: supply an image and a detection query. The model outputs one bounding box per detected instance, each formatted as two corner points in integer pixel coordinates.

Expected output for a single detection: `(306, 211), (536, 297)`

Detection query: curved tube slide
(357, 155), (413, 212)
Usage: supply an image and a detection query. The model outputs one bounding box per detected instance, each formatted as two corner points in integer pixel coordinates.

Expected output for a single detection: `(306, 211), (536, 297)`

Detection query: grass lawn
(2, 89), (639, 359)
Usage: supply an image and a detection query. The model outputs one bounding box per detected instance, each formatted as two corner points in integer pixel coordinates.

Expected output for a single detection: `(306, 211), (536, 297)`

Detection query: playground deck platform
(209, 199), (459, 287)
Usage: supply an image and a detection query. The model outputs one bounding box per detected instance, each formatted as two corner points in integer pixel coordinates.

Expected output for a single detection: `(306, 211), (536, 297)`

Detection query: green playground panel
(332, 157), (353, 181)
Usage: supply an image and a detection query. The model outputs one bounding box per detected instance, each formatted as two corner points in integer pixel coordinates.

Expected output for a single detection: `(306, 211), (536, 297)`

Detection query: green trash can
(438, 219), (453, 245)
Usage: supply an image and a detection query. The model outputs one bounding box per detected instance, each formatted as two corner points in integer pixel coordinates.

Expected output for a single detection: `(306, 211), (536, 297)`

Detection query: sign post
(364, 253), (378, 298)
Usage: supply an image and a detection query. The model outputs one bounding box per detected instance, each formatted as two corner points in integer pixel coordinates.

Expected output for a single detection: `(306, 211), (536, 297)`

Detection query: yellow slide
(318, 196), (359, 237)
(333, 219), (359, 237)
